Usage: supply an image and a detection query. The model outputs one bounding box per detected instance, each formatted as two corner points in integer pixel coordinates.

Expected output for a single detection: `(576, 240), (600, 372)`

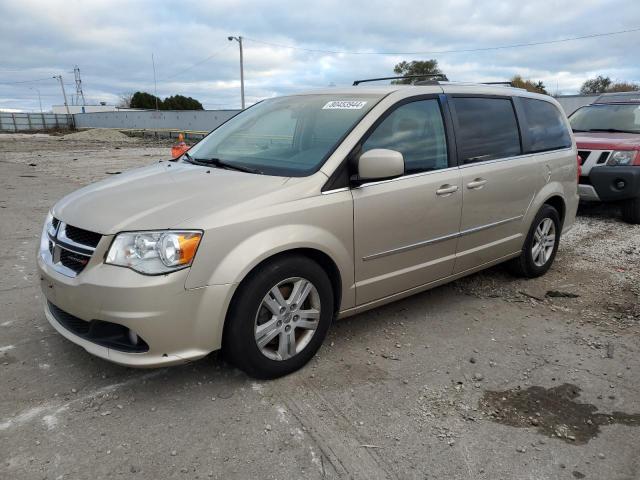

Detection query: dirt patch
(480, 383), (640, 444)
(60, 128), (136, 142)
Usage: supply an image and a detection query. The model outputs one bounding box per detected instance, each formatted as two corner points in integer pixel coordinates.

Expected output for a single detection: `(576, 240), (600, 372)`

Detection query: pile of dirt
(60, 128), (136, 142)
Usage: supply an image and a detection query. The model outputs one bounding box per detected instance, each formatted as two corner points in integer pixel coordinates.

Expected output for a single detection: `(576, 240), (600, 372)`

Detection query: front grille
(577, 151), (590, 165)
(597, 152), (610, 164)
(64, 224), (102, 248)
(47, 301), (149, 353)
(59, 248), (91, 274)
(44, 219), (101, 277)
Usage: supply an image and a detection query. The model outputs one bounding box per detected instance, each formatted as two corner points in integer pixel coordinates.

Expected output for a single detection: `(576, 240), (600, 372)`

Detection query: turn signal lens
(158, 232), (201, 267)
(576, 154), (581, 182)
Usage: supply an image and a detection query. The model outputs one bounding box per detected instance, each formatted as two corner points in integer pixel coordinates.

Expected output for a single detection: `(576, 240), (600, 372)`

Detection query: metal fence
(73, 109), (240, 134)
(0, 112), (73, 132)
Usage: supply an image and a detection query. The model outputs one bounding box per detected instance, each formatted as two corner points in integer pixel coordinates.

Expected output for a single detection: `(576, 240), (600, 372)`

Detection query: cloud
(0, 0), (638, 111)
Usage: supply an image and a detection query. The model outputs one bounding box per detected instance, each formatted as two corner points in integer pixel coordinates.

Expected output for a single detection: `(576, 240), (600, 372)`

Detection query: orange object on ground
(171, 133), (190, 159)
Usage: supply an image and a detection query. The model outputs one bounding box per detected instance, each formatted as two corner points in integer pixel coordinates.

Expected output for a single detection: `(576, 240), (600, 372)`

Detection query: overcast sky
(0, 0), (639, 112)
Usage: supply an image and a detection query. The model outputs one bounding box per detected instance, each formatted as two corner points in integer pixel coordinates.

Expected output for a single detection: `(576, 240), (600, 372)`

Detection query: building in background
(51, 103), (142, 114)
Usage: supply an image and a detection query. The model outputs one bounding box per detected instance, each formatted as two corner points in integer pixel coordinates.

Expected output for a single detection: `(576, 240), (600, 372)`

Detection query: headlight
(106, 230), (202, 275)
(607, 150), (637, 166)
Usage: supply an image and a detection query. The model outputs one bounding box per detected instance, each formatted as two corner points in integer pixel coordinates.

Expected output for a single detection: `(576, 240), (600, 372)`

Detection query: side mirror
(357, 149), (404, 182)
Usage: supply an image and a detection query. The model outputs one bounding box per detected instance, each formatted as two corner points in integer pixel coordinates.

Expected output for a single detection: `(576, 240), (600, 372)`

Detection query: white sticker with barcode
(322, 100), (367, 110)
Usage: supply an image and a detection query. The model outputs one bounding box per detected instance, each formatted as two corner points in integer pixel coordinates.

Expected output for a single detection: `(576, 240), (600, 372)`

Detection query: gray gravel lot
(1, 133), (639, 480)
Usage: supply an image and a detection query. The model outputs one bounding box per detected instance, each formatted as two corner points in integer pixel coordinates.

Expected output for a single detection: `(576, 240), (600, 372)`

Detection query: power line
(0, 77), (53, 85)
(244, 26), (640, 55)
(160, 43), (232, 82)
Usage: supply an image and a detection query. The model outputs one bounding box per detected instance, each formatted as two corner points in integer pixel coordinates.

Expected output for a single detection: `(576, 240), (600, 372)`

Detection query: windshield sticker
(322, 100), (368, 110)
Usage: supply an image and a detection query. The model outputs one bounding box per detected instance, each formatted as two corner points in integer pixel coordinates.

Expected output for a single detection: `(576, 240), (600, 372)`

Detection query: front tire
(508, 204), (561, 278)
(622, 197), (640, 224)
(222, 255), (334, 379)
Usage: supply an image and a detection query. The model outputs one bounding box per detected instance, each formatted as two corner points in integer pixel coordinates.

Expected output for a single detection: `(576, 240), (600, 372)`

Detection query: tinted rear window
(521, 98), (572, 153)
(452, 97), (521, 164)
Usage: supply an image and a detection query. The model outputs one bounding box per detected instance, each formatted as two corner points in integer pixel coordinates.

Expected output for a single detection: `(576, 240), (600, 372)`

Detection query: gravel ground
(1, 133), (639, 480)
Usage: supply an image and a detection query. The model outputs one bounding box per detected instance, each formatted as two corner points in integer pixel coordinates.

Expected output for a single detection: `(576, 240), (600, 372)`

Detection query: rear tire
(622, 197), (640, 224)
(508, 204), (561, 278)
(222, 255), (334, 379)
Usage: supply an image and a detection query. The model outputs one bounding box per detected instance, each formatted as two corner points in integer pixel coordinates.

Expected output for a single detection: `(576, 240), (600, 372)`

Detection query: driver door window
(362, 99), (448, 175)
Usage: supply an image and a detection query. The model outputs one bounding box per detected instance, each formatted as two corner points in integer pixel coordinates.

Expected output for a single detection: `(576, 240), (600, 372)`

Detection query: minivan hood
(52, 162), (290, 234)
(574, 131), (640, 150)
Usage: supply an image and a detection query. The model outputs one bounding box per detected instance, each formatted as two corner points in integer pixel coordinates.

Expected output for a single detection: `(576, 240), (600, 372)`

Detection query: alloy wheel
(531, 218), (556, 267)
(254, 277), (321, 361)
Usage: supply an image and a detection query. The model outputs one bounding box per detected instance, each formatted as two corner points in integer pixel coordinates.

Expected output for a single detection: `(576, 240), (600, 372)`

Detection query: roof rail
(353, 74), (449, 86)
(352, 76), (516, 87)
(482, 81), (514, 87)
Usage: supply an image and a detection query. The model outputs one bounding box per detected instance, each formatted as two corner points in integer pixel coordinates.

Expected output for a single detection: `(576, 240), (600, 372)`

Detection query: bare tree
(117, 92), (134, 108)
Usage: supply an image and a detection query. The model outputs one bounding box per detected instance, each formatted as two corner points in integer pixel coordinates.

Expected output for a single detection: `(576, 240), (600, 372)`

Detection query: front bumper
(37, 247), (235, 367)
(579, 166), (640, 202)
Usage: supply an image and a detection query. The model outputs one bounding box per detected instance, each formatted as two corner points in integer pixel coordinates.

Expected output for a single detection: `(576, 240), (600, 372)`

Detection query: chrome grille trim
(40, 219), (100, 278)
(57, 223), (97, 254)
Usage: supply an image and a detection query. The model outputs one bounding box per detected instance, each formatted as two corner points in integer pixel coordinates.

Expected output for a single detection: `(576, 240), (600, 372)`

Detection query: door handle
(436, 184), (459, 196)
(467, 178), (487, 189)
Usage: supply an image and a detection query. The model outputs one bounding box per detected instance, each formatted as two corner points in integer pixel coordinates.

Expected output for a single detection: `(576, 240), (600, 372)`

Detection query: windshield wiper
(189, 157), (262, 174)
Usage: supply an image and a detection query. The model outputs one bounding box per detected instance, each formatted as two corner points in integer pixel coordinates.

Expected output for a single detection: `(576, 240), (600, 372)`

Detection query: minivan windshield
(184, 94), (384, 176)
(569, 103), (640, 134)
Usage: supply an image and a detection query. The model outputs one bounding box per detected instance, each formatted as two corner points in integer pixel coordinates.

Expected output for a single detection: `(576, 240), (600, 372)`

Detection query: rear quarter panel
(523, 147), (579, 235)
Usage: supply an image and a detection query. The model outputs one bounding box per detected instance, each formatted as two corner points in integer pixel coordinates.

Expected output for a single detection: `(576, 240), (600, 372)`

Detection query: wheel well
(234, 248), (343, 316)
(544, 195), (566, 226)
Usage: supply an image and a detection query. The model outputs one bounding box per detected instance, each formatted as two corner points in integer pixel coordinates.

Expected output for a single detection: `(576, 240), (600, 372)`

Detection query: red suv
(570, 92), (640, 223)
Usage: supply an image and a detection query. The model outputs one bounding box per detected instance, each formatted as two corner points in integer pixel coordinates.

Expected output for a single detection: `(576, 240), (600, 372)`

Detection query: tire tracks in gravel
(270, 378), (398, 480)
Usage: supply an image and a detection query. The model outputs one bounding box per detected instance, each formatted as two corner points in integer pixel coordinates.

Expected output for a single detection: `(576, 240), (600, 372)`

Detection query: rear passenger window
(452, 97), (521, 164)
(521, 98), (572, 153)
(362, 99), (448, 175)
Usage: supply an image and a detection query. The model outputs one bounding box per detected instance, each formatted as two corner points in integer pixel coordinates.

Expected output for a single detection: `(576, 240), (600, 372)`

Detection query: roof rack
(352, 74), (448, 86)
(352, 75), (516, 88)
(482, 81), (514, 86)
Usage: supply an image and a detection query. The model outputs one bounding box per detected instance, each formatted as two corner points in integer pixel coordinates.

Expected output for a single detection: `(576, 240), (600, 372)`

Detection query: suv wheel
(622, 198), (640, 224)
(223, 255), (334, 379)
(508, 204), (561, 278)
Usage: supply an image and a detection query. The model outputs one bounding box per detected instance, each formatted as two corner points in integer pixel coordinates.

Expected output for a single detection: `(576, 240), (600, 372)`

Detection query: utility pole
(151, 53), (159, 110)
(53, 75), (70, 115)
(227, 35), (245, 109)
(30, 86), (43, 113)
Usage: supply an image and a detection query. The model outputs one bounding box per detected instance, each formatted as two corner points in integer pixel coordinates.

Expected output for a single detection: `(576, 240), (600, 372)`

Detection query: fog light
(128, 329), (139, 345)
(615, 180), (626, 190)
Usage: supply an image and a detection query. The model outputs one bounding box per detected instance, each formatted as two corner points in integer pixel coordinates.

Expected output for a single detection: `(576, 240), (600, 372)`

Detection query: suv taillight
(576, 154), (582, 181)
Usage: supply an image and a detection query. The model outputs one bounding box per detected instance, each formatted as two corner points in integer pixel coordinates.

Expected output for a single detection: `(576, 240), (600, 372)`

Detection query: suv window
(362, 99), (448, 175)
(452, 97), (521, 164)
(521, 98), (572, 152)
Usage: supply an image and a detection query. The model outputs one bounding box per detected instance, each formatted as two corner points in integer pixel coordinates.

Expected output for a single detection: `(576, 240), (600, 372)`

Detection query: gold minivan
(38, 82), (579, 378)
